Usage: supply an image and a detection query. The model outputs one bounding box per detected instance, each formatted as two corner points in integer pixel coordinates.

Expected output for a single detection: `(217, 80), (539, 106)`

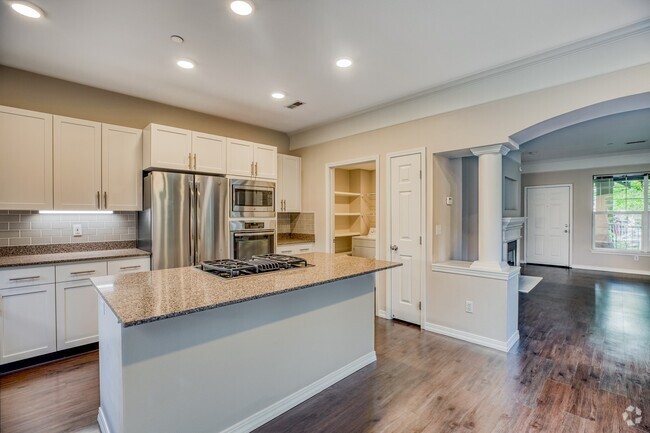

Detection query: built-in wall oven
(230, 179), (275, 218)
(230, 220), (276, 260)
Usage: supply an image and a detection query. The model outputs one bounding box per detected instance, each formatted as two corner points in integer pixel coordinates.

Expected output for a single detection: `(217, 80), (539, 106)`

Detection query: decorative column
(470, 144), (510, 272)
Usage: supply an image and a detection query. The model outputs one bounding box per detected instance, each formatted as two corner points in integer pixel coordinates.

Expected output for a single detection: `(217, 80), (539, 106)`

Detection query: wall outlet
(465, 300), (474, 313)
(634, 255), (639, 261)
(73, 224), (83, 237)
(446, 196), (453, 206)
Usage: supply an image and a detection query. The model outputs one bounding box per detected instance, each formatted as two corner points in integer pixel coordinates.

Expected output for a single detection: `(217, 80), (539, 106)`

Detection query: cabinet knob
(390, 245), (399, 251)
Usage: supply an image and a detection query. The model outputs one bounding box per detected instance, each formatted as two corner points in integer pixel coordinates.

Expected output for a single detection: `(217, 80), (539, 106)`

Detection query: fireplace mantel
(503, 217), (526, 266)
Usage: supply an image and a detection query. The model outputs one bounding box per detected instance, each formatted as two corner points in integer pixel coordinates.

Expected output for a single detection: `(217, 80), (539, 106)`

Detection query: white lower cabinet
(0, 256), (150, 365)
(276, 243), (314, 255)
(0, 284), (56, 364)
(56, 280), (100, 350)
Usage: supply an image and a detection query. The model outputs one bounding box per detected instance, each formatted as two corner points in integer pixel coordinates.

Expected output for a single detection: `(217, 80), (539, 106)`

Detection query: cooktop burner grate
(200, 254), (310, 278)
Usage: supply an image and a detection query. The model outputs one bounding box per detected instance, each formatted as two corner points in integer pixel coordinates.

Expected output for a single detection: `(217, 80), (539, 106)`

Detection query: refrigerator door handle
(195, 181), (201, 263)
(189, 180), (196, 265)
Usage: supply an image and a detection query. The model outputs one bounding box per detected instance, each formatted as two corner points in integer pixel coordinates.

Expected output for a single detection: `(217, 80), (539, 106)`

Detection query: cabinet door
(280, 155), (301, 211)
(144, 124), (192, 171)
(0, 284), (56, 365)
(192, 131), (227, 174)
(254, 143), (277, 180)
(102, 124), (143, 211)
(0, 106), (53, 210)
(227, 138), (255, 177)
(107, 257), (151, 275)
(55, 280), (99, 350)
(54, 116), (102, 210)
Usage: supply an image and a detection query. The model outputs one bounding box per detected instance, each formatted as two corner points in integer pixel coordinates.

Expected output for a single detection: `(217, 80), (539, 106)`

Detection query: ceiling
(2, 1), (650, 134)
(520, 108), (650, 162)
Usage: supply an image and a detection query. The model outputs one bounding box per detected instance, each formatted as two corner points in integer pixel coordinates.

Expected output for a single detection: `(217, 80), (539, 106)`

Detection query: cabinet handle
(283, 199), (286, 211)
(280, 250), (292, 254)
(104, 191), (108, 208)
(119, 265), (141, 270)
(97, 191), (100, 208)
(189, 153), (193, 170)
(299, 248), (310, 252)
(9, 276), (41, 281)
(250, 161), (254, 176)
(70, 270), (96, 275)
(193, 153), (197, 170)
(255, 162), (258, 176)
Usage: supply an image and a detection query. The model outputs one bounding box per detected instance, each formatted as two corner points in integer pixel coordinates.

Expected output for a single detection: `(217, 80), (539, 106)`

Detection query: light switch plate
(73, 224), (82, 237)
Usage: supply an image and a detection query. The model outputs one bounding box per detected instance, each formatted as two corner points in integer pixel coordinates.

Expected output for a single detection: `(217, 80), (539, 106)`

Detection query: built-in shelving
(334, 232), (361, 238)
(334, 191), (361, 197)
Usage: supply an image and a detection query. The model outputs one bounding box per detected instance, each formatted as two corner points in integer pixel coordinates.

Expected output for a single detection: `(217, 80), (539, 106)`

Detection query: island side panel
(98, 298), (124, 433)
(117, 273), (375, 433)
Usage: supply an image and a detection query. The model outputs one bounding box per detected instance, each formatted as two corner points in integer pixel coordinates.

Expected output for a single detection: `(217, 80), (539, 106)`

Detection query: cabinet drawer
(108, 257), (150, 275)
(277, 243), (314, 255)
(352, 238), (375, 248)
(0, 266), (55, 290)
(56, 261), (107, 283)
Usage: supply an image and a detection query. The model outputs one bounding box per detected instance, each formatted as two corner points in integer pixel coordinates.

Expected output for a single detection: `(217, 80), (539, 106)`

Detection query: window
(593, 173), (649, 253)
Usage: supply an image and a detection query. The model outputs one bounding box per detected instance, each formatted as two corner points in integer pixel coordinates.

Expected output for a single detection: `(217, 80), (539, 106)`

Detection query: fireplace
(502, 217), (526, 267)
(506, 240), (517, 266)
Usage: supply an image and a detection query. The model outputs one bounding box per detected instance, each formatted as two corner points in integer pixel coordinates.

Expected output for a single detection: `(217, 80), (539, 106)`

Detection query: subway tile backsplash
(0, 211), (137, 246)
(277, 212), (314, 235)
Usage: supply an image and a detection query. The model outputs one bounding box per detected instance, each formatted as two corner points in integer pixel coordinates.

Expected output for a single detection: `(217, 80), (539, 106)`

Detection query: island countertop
(91, 252), (400, 327)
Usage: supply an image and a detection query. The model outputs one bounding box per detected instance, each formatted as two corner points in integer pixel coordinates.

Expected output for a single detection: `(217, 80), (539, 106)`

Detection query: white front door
(526, 185), (571, 266)
(389, 153), (422, 325)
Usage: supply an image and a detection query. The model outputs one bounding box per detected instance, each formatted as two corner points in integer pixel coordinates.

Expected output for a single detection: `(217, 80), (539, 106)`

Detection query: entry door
(389, 153), (422, 325)
(526, 185), (571, 266)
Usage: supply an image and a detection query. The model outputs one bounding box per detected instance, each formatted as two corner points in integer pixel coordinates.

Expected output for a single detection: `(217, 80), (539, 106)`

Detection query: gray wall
(522, 163), (650, 272)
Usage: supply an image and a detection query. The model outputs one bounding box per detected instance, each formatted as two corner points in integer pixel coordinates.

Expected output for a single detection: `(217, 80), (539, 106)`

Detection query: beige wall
(0, 66), (289, 152)
(293, 63), (650, 317)
(522, 164), (650, 273)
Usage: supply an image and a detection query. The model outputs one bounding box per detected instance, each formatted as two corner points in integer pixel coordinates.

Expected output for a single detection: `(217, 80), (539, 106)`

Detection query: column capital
(470, 144), (510, 157)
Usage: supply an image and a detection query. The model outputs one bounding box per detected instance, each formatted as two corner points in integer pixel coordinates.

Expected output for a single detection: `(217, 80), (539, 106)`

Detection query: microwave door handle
(233, 231), (275, 237)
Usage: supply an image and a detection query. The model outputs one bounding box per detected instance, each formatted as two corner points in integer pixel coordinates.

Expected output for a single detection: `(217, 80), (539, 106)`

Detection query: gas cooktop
(200, 254), (310, 279)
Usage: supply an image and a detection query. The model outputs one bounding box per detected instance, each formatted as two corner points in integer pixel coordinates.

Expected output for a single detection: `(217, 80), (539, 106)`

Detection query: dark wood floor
(1, 265), (648, 433)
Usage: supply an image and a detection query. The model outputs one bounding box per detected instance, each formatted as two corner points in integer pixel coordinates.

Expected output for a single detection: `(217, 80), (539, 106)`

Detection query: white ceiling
(520, 108), (650, 162)
(2, 0), (650, 134)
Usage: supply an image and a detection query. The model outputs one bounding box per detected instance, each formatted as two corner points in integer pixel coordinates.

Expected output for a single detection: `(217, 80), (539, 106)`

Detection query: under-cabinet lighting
(39, 210), (114, 215)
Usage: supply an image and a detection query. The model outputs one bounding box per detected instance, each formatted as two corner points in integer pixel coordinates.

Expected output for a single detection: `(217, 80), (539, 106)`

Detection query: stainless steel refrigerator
(137, 171), (228, 270)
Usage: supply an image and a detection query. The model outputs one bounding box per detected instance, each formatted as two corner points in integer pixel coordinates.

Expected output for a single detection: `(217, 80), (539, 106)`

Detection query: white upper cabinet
(277, 154), (301, 212)
(143, 123), (192, 171)
(227, 138), (277, 179)
(102, 124), (143, 211)
(0, 106), (53, 210)
(254, 143), (278, 180)
(192, 131), (227, 174)
(54, 116), (102, 210)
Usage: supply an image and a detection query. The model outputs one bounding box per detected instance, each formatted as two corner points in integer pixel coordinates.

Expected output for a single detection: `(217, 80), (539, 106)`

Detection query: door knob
(390, 245), (399, 251)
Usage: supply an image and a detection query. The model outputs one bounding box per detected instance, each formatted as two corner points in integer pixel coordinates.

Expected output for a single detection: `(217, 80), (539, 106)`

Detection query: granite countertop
(276, 233), (316, 245)
(92, 252), (400, 327)
(0, 248), (151, 268)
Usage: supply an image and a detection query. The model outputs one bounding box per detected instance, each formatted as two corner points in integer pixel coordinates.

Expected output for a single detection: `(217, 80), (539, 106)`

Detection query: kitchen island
(91, 253), (399, 433)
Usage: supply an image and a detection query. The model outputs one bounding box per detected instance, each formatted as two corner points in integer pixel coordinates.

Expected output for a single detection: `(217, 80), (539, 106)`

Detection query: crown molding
(290, 19), (650, 150)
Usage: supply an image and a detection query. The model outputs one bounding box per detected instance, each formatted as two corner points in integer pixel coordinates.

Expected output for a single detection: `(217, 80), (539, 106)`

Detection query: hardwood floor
(1, 265), (648, 433)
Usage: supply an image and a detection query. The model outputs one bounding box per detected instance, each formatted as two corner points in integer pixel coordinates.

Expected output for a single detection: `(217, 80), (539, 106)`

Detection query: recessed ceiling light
(271, 92), (286, 100)
(176, 59), (195, 69)
(336, 58), (353, 68)
(9, 1), (44, 18)
(230, 0), (254, 16)
(170, 35), (184, 44)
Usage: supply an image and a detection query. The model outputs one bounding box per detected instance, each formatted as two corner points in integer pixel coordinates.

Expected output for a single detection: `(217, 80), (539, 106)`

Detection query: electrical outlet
(446, 196), (453, 206)
(465, 300), (473, 313)
(634, 255), (639, 261)
(73, 224), (83, 237)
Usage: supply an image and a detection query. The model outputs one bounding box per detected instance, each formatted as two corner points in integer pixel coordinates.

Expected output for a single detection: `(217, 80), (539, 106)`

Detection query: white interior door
(389, 153), (422, 325)
(526, 185), (571, 266)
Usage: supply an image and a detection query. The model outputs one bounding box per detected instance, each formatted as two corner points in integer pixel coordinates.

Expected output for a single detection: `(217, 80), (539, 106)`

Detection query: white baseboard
(571, 264), (650, 276)
(424, 322), (519, 353)
(376, 309), (388, 319)
(97, 407), (111, 433)
(220, 351), (377, 433)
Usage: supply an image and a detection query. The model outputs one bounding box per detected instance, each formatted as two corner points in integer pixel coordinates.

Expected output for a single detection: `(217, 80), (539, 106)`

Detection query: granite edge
(0, 249), (151, 268)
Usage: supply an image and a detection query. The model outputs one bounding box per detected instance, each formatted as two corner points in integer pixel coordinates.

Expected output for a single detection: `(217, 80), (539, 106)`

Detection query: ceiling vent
(625, 139), (647, 145)
(286, 101), (305, 109)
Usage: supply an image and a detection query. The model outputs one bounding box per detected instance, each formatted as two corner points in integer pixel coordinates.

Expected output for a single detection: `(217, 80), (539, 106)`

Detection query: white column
(470, 144), (510, 272)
